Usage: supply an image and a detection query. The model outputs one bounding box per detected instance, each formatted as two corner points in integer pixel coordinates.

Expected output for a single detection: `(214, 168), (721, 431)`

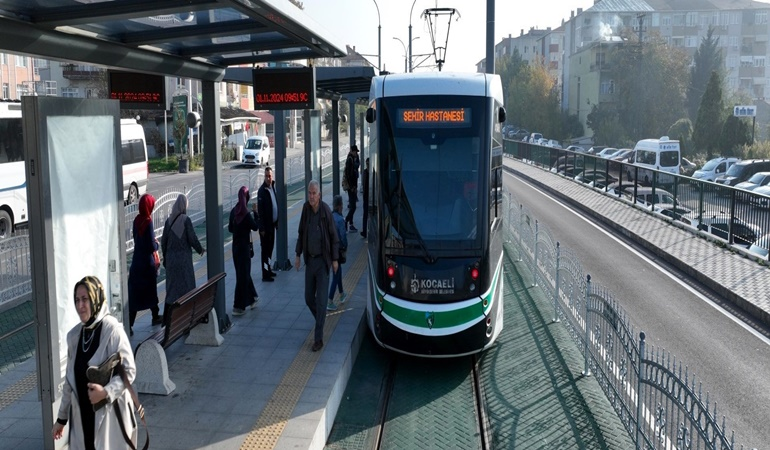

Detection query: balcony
(62, 64), (103, 80)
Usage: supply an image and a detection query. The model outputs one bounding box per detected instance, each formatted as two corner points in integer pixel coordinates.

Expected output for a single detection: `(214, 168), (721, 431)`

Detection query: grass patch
(149, 154), (183, 173)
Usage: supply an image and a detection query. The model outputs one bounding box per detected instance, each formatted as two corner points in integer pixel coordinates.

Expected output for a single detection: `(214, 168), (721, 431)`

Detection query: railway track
(372, 355), (490, 450)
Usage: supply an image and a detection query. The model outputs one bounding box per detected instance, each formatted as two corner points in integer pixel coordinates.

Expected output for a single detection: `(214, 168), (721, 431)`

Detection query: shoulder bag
(87, 352), (149, 450)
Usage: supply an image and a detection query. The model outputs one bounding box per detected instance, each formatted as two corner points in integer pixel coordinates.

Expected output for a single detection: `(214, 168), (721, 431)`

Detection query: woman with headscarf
(228, 186), (260, 315)
(52, 276), (138, 449)
(128, 193), (161, 334)
(161, 194), (205, 307)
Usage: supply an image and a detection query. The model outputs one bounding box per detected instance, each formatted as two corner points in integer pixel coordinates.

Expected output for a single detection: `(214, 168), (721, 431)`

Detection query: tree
(668, 118), (693, 157)
(687, 27), (723, 122)
(609, 33), (688, 141)
(586, 103), (627, 145)
(692, 71), (725, 158)
(718, 115), (752, 156)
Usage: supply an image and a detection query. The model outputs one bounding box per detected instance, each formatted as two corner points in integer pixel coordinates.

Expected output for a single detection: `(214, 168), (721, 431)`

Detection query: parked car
(596, 147), (620, 158)
(750, 185), (770, 208)
(715, 159), (770, 186)
(682, 213), (761, 248)
(565, 145), (586, 153)
(748, 235), (769, 259)
(545, 139), (562, 149)
(610, 148), (634, 162)
(574, 169), (618, 187)
(734, 171), (770, 192)
(587, 145), (608, 155)
(691, 157), (740, 182)
(529, 132), (543, 143)
(680, 157), (697, 176)
(623, 187), (681, 208)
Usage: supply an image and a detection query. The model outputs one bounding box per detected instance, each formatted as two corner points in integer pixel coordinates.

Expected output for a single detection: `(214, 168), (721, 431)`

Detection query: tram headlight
(469, 283), (476, 292)
(390, 281), (396, 289)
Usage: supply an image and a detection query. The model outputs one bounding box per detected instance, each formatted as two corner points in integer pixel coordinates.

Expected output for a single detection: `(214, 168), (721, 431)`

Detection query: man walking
(295, 180), (340, 352)
(257, 166), (278, 281)
(343, 145), (360, 232)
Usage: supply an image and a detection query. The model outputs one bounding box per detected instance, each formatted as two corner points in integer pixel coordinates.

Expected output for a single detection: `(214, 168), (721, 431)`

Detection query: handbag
(152, 250), (161, 274)
(249, 233), (255, 258)
(87, 352), (149, 450)
(338, 247), (347, 264)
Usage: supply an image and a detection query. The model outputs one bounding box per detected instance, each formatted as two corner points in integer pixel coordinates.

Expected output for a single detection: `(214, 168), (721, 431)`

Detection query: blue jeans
(328, 264), (343, 300)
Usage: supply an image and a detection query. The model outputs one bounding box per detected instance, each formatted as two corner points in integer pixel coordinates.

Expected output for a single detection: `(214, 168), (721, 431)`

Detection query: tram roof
(0, 0), (346, 82)
(370, 72), (503, 103)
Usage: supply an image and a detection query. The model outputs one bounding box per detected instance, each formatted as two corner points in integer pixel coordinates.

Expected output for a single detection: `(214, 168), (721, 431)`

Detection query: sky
(301, 0), (592, 73)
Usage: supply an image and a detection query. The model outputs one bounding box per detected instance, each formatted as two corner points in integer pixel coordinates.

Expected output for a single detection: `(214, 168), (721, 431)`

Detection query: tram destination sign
(253, 67), (316, 110)
(108, 71), (166, 110)
(398, 108), (471, 128)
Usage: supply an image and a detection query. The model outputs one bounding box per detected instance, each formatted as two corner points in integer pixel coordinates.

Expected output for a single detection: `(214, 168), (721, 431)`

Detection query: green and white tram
(363, 72), (506, 357)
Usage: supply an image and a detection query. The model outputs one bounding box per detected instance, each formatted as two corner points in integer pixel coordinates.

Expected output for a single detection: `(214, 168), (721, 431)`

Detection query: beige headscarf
(169, 194), (188, 238)
(73, 275), (107, 329)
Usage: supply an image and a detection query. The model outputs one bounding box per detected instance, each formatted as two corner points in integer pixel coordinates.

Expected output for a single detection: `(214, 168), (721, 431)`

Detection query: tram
(363, 72), (506, 357)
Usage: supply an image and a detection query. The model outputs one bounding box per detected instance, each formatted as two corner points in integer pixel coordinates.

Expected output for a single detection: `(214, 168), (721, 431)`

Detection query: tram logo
(425, 311), (435, 329)
(410, 275), (455, 295)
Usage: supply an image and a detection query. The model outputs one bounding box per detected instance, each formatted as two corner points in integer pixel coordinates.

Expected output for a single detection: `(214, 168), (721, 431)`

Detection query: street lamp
(372, 0), (381, 73)
(409, 0), (418, 72)
(394, 36), (420, 73)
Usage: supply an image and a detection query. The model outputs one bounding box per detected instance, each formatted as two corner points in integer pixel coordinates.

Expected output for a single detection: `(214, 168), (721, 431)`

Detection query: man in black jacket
(295, 180), (339, 352)
(257, 166), (278, 281)
(343, 145), (360, 232)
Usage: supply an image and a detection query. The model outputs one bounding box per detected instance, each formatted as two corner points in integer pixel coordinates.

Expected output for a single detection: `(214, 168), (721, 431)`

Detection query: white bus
(0, 100), (26, 238)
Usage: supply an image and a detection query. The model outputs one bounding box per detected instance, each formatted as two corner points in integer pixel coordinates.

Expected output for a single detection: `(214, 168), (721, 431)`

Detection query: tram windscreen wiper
(388, 169), (436, 264)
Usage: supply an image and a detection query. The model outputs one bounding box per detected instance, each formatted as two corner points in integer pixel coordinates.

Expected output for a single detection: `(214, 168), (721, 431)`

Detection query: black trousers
(261, 226), (276, 276)
(345, 188), (357, 225)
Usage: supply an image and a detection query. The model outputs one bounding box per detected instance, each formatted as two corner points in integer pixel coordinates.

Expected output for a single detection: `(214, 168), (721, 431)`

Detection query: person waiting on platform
(228, 186), (260, 316)
(327, 195), (348, 311)
(257, 166), (279, 282)
(161, 194), (205, 309)
(128, 193), (161, 336)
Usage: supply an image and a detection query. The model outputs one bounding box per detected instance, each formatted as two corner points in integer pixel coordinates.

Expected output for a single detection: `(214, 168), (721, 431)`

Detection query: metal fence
(505, 140), (770, 261)
(0, 148), (348, 308)
(503, 188), (743, 449)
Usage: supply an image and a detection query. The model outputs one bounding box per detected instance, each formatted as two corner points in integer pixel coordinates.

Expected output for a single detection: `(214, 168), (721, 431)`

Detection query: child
(327, 195), (348, 310)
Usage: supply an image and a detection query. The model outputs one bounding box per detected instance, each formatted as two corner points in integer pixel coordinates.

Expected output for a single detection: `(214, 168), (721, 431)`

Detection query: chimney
(571, 10), (574, 18)
(520, 29), (524, 36)
(577, 8), (583, 14)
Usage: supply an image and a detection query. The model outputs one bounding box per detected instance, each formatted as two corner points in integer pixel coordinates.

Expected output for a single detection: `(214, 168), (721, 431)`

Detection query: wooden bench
(133, 272), (226, 395)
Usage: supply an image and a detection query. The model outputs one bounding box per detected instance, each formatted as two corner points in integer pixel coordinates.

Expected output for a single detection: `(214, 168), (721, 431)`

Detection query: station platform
(1, 162), (671, 449)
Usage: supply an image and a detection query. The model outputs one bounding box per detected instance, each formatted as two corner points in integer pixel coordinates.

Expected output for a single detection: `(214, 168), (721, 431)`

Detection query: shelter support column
(332, 100), (340, 198)
(274, 110), (292, 271)
(201, 80), (228, 332)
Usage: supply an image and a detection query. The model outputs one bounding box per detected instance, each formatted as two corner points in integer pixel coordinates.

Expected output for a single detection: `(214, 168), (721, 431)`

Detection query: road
(504, 171), (770, 449)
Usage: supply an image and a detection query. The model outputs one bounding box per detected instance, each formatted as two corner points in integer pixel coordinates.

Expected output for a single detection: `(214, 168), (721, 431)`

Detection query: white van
(691, 157), (740, 182)
(627, 136), (680, 185)
(120, 119), (149, 204)
(242, 135), (271, 166)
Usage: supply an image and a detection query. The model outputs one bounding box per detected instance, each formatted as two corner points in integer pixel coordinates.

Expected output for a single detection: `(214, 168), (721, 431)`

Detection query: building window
(732, 12), (740, 25)
(720, 12), (729, 27)
(672, 37), (684, 47)
(15, 56), (27, 67)
(755, 56), (766, 67)
(61, 87), (79, 98)
(730, 36), (739, 49)
(686, 12), (698, 26)
(16, 84), (28, 96)
(756, 12), (768, 25)
(652, 13), (660, 27)
(727, 55), (738, 68)
(524, 46), (527, 53)
(673, 14), (685, 26)
(662, 15), (671, 26)
(2, 83), (8, 99)
(600, 80), (615, 94)
(0, 53), (6, 65)
(686, 36), (698, 47)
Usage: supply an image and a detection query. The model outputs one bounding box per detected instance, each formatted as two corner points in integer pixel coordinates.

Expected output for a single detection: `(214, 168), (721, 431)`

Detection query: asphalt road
(504, 171), (770, 449)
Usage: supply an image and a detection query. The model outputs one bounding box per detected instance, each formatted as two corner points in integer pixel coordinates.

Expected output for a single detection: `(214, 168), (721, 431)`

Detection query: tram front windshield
(381, 96), (485, 253)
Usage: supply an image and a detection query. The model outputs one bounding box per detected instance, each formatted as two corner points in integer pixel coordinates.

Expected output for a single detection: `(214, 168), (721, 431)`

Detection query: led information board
(108, 71), (166, 110)
(397, 108), (471, 128)
(253, 67), (316, 110)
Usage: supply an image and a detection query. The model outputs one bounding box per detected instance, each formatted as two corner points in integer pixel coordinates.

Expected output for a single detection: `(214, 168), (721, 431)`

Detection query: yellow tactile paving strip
(240, 247), (368, 450)
(0, 372), (37, 410)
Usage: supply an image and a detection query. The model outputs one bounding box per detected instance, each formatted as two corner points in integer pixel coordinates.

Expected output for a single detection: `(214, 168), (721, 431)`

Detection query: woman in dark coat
(128, 193), (161, 334)
(161, 194), (205, 307)
(228, 186), (259, 315)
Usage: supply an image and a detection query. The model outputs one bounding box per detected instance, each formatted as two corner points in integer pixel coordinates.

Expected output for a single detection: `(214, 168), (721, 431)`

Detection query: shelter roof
(0, 0), (346, 82)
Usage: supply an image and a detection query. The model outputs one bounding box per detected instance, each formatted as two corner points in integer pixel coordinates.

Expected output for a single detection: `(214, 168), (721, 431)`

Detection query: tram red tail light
(471, 268), (479, 280)
(387, 266), (396, 278)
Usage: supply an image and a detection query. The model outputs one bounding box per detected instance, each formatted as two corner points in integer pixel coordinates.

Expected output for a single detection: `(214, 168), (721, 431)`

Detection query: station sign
(252, 67), (316, 110)
(733, 105), (757, 117)
(108, 70), (166, 110)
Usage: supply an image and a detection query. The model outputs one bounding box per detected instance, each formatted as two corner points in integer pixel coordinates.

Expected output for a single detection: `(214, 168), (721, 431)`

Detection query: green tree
(718, 115), (752, 156)
(668, 118), (693, 157)
(687, 27), (723, 122)
(692, 71), (725, 158)
(560, 111), (584, 141)
(586, 103), (627, 146)
(610, 33), (688, 141)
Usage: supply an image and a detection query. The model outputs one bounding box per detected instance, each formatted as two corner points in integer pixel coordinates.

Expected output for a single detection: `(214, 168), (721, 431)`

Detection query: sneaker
(348, 225), (358, 232)
(151, 316), (163, 326)
(311, 340), (324, 352)
(338, 292), (347, 304)
(232, 308), (245, 316)
(250, 298), (259, 310)
(327, 301), (338, 311)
